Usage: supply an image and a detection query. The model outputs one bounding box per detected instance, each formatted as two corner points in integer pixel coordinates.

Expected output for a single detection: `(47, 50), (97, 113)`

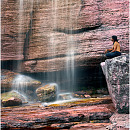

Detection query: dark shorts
(106, 51), (121, 58)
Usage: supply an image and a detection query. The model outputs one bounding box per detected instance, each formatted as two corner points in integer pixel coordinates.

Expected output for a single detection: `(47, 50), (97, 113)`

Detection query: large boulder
(1, 90), (28, 107)
(36, 83), (58, 102)
(100, 54), (129, 113)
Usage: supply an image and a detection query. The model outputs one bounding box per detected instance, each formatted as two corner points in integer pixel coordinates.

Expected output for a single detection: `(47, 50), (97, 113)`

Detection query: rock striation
(1, 99), (115, 129)
(1, 69), (18, 92)
(100, 54), (129, 114)
(1, 0), (129, 72)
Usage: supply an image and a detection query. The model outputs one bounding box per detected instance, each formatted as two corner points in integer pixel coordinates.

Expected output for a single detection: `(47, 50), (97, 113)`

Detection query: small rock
(58, 93), (73, 100)
(1, 90), (27, 107)
(36, 83), (58, 102)
(73, 91), (91, 98)
(2, 97), (22, 107)
(84, 95), (91, 98)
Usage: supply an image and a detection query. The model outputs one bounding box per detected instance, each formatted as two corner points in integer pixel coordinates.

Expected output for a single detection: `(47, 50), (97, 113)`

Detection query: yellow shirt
(113, 42), (121, 52)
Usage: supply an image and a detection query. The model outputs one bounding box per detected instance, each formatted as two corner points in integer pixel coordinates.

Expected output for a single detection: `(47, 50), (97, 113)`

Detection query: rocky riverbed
(1, 96), (115, 129)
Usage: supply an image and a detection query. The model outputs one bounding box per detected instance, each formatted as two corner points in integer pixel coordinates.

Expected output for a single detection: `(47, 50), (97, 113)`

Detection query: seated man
(105, 35), (121, 58)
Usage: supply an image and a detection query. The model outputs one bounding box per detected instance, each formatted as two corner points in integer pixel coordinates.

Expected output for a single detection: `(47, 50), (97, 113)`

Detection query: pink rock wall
(1, 0), (129, 72)
(1, 0), (32, 60)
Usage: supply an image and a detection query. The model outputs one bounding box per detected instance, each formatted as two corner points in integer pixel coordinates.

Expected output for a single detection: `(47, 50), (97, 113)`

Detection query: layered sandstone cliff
(1, 0), (129, 72)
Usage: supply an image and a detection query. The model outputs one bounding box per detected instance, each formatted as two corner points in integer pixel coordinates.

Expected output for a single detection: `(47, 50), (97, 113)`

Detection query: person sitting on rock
(105, 35), (121, 58)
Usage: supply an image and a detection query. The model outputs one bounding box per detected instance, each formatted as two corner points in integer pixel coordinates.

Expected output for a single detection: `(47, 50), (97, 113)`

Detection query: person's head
(111, 35), (118, 42)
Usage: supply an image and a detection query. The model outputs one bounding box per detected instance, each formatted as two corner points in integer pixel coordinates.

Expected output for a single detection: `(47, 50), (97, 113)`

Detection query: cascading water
(47, 0), (77, 97)
(16, 0), (24, 71)
(11, 0), (34, 102)
(12, 74), (36, 101)
(66, 0), (75, 93)
(11, 0), (79, 103)
(12, 75), (33, 93)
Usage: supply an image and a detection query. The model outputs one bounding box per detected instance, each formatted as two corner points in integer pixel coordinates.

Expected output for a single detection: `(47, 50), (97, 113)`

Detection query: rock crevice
(53, 25), (102, 34)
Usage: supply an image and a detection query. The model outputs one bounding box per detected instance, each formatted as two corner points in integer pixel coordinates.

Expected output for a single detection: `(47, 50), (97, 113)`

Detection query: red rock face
(1, 0), (129, 72)
(1, 0), (32, 60)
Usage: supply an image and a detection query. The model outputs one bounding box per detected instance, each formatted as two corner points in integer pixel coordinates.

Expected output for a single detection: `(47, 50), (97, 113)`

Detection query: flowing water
(12, 0), (79, 102)
(47, 0), (77, 93)
(16, 0), (24, 71)
(12, 75), (33, 93)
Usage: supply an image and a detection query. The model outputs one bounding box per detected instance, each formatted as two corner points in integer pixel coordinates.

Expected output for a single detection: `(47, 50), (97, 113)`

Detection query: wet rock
(1, 102), (115, 129)
(58, 93), (73, 100)
(73, 91), (91, 98)
(36, 83), (58, 102)
(1, 90), (27, 107)
(101, 54), (129, 113)
(12, 74), (42, 88)
(1, 69), (42, 93)
(2, 97), (22, 107)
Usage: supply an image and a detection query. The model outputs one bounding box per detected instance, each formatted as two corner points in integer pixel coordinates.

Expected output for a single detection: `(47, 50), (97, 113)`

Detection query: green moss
(1, 91), (26, 102)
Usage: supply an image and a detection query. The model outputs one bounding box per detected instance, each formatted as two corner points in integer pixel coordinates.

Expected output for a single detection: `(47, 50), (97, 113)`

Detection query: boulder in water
(12, 74), (42, 89)
(36, 83), (58, 102)
(1, 90), (28, 107)
(1, 69), (42, 93)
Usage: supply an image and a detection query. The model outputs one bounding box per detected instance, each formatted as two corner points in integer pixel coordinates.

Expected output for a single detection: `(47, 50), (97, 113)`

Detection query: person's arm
(105, 47), (113, 53)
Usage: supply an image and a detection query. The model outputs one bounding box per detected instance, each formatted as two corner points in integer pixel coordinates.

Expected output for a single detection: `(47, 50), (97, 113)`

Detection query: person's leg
(106, 52), (117, 58)
(115, 51), (121, 56)
(106, 51), (121, 58)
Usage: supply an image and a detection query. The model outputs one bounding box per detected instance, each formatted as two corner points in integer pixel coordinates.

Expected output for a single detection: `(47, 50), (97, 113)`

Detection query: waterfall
(16, 0), (24, 71)
(47, 0), (77, 94)
(12, 75), (32, 93)
(16, 0), (34, 71)
(66, 0), (75, 92)
(12, 0), (78, 101)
